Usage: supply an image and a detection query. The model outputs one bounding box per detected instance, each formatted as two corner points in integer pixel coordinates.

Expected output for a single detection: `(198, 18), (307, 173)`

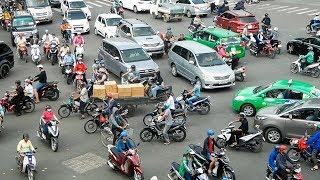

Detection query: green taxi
(232, 79), (320, 116)
(185, 27), (246, 58)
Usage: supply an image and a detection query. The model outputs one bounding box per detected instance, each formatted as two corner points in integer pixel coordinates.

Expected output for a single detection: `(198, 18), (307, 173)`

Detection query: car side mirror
(126, 33), (131, 37)
(289, 114), (293, 120)
(114, 56), (120, 61)
(188, 61), (194, 65)
(260, 94), (265, 98)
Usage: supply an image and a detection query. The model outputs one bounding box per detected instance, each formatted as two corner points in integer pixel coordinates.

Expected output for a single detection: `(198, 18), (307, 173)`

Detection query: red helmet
(106, 93), (112, 98)
(279, 145), (287, 153)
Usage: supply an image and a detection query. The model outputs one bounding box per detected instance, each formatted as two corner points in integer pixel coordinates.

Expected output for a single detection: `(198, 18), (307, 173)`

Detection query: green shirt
(178, 156), (201, 177)
(301, 51), (314, 63)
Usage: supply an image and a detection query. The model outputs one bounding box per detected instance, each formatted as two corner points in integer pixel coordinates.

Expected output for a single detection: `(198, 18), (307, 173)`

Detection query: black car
(287, 37), (320, 61)
(0, 41), (14, 78)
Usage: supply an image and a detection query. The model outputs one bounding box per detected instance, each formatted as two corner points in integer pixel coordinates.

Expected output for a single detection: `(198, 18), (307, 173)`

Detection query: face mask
(210, 135), (214, 139)
(47, 109), (52, 112)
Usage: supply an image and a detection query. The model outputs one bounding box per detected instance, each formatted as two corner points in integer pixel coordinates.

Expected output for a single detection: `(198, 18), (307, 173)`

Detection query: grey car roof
(102, 37), (142, 50)
(173, 41), (215, 54)
(121, 19), (149, 27)
(13, 11), (32, 17)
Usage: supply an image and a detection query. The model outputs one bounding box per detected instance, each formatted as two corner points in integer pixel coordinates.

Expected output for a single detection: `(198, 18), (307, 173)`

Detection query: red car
(216, 10), (259, 34)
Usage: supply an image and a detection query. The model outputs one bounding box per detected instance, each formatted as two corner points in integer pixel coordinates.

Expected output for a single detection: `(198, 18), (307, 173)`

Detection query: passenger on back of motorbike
(310, 13), (320, 32)
(229, 113), (248, 147)
(276, 145), (296, 179)
(117, 131), (135, 171)
(109, 106), (127, 145)
(24, 79), (39, 103)
(150, 71), (164, 99)
(104, 93), (117, 116)
(73, 58), (88, 84)
(178, 149), (202, 180)
(30, 33), (39, 46)
(306, 123), (320, 171)
(40, 105), (59, 139)
(0, 104), (4, 131)
(50, 34), (60, 46)
(122, 65), (141, 83)
(218, 44), (228, 58)
(15, 33), (27, 56)
(202, 130), (218, 175)
(59, 43), (70, 63)
(267, 145), (280, 180)
(186, 80), (201, 110)
(92, 59), (105, 75)
(34, 64), (47, 92)
(16, 133), (36, 170)
(192, 14), (204, 32)
(300, 47), (314, 70)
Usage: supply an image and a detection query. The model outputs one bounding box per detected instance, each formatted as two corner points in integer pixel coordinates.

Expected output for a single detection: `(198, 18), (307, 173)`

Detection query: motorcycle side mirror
(35, 21), (40, 24)
(114, 56), (120, 61)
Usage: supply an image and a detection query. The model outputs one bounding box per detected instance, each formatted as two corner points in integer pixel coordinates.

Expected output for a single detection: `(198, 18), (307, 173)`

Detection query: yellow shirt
(17, 140), (35, 153)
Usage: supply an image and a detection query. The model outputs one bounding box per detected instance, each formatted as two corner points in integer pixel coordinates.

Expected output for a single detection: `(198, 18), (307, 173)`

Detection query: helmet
(273, 27), (278, 32)
(207, 129), (214, 136)
(187, 149), (196, 155)
(22, 133), (30, 139)
(107, 92), (113, 98)
(131, 65), (136, 69)
(314, 123), (320, 129)
(150, 176), (158, 180)
(15, 80), (21, 85)
(167, 27), (172, 31)
(308, 46), (313, 51)
(239, 112), (246, 118)
(24, 79), (31, 83)
(265, 13), (268, 16)
(77, 32), (81, 35)
(274, 145), (280, 151)
(119, 131), (128, 138)
(164, 103), (170, 109)
(45, 105), (52, 110)
(99, 67), (106, 72)
(45, 30), (49, 33)
(37, 64), (44, 69)
(278, 145), (287, 153)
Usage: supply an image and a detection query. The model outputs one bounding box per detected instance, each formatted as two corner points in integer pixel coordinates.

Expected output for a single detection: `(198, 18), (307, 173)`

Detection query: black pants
(11, 96), (22, 113)
(301, 60), (310, 70)
(210, 3), (216, 13)
(257, 43), (264, 54)
(276, 168), (288, 180)
(311, 149), (320, 166)
(230, 130), (243, 144)
(112, 127), (123, 145)
(164, 40), (170, 53)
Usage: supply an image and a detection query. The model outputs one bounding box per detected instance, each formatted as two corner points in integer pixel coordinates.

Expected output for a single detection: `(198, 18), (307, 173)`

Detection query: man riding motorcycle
(104, 92), (117, 116)
(261, 13), (271, 34)
(7, 80), (24, 116)
(15, 33), (27, 56)
(1, 8), (11, 27)
(110, 106), (127, 145)
(229, 112), (248, 147)
(122, 65), (141, 83)
(218, 44), (228, 58)
(202, 129), (218, 175)
(60, 17), (71, 38)
(234, 0), (245, 10)
(306, 123), (320, 171)
(300, 46), (314, 70)
(50, 33), (60, 46)
(40, 105), (59, 139)
(59, 43), (70, 63)
(150, 71), (164, 99)
(275, 145), (296, 180)
(95, 68), (109, 84)
(34, 64), (47, 92)
(179, 149), (202, 180)
(117, 131), (135, 171)
(267, 145), (280, 180)
(111, 0), (123, 14)
(73, 32), (85, 53)
(73, 58), (87, 84)
(192, 14), (204, 32)
(157, 103), (173, 145)
(186, 80), (201, 110)
(164, 27), (174, 54)
(41, 30), (52, 53)
(62, 50), (75, 67)
(16, 133), (36, 170)
(311, 13), (320, 32)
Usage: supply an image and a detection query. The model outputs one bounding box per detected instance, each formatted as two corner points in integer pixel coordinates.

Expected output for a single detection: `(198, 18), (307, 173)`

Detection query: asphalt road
(0, 0), (320, 180)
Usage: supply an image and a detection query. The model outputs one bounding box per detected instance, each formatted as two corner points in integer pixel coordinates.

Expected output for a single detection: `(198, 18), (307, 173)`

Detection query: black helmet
(23, 133), (30, 139)
(239, 112), (246, 118)
(45, 105), (52, 109)
(265, 13), (268, 16)
(131, 65), (136, 70)
(15, 80), (21, 85)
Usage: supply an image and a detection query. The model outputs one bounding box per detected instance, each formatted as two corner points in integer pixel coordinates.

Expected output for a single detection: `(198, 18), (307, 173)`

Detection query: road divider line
(101, 0), (111, 2)
(269, 6), (288, 10)
(278, 7), (298, 12)
(86, 2), (102, 7)
(95, 1), (110, 6)
(255, 4), (270, 8)
(286, 8), (309, 13)
(259, 5), (280, 9)
(308, 12), (320, 16)
(52, 8), (60, 13)
(296, 9), (318, 14)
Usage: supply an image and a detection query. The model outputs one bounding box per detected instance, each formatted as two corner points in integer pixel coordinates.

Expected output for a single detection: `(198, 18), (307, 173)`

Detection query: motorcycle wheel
(85, 103), (98, 116)
(143, 114), (154, 126)
(223, 168), (236, 180)
(198, 102), (210, 115)
(310, 68), (320, 78)
(58, 105), (71, 118)
(216, 137), (227, 148)
(67, 76), (72, 85)
(27, 168), (35, 180)
(51, 137), (59, 152)
(276, 48), (281, 54)
(134, 170), (144, 180)
(267, 50), (276, 59)
(306, 25), (312, 34)
(84, 119), (98, 134)
(287, 148), (301, 162)
(100, 129), (113, 148)
(139, 128), (154, 142)
(251, 139), (263, 153)
(236, 74), (244, 82)
(48, 89), (59, 101)
(171, 127), (186, 142)
(23, 101), (35, 113)
(290, 63), (299, 74)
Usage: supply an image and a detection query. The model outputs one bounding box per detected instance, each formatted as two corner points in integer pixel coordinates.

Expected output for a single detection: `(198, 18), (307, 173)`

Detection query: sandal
(311, 165), (318, 171)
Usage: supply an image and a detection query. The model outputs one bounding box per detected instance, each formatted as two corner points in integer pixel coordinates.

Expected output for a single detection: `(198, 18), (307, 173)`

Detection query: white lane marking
(269, 6), (288, 10)
(87, 5), (93, 8)
(52, 8), (60, 12)
(101, 0), (111, 2)
(258, 5), (280, 9)
(86, 2), (102, 7)
(95, 1), (110, 6)
(297, 9), (318, 14)
(286, 8), (309, 13)
(255, 4), (270, 8)
(278, 7), (298, 12)
(309, 12), (320, 16)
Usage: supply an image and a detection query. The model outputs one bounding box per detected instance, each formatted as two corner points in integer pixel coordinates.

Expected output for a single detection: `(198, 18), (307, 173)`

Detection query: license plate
(75, 28), (82, 31)
(278, 44), (282, 47)
(219, 81), (228, 85)
(248, 25), (253, 29)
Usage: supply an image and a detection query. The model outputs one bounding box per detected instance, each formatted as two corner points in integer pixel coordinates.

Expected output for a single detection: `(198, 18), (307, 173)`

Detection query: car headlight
(234, 96), (245, 101)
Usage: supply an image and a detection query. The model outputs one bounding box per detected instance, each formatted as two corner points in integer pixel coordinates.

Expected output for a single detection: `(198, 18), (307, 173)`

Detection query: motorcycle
(139, 118), (187, 142)
(144, 77), (173, 100)
(37, 81), (60, 101)
(216, 124), (264, 153)
(37, 119), (60, 152)
(234, 66), (246, 82)
(58, 94), (98, 118)
(306, 20), (320, 34)
(168, 162), (209, 180)
(143, 103), (187, 126)
(43, 41), (51, 60)
(49, 42), (59, 65)
(64, 63), (74, 84)
(62, 28), (72, 43)
(18, 44), (28, 63)
(107, 143), (143, 180)
(74, 71), (85, 91)
(31, 44), (41, 65)
(188, 19), (206, 33)
(15, 151), (37, 180)
(249, 40), (276, 59)
(290, 56), (320, 78)
(270, 40), (282, 54)
(189, 144), (236, 180)
(3, 17), (11, 31)
(0, 92), (35, 114)
(110, 5), (124, 18)
(265, 164), (303, 180)
(175, 90), (211, 115)
(75, 44), (84, 60)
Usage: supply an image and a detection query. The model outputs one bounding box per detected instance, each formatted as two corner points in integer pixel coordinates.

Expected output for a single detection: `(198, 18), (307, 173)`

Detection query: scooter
(37, 119), (60, 152)
(0, 92), (35, 114)
(306, 20), (320, 34)
(62, 28), (72, 43)
(290, 56), (320, 78)
(265, 164), (303, 180)
(75, 44), (84, 60)
(216, 123), (264, 152)
(37, 81), (60, 101)
(15, 151), (37, 180)
(18, 44), (28, 63)
(31, 44), (41, 65)
(188, 19), (206, 33)
(43, 41), (51, 60)
(168, 162), (209, 180)
(74, 71), (84, 91)
(49, 42), (59, 65)
(3, 18), (11, 31)
(234, 66), (246, 82)
(175, 90), (211, 115)
(64, 63), (74, 84)
(249, 40), (276, 59)
(110, 5), (124, 18)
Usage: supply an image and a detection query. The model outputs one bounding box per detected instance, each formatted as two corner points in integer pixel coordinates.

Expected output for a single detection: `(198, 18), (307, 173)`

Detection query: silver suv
(116, 18), (164, 57)
(97, 37), (159, 78)
(254, 98), (320, 144)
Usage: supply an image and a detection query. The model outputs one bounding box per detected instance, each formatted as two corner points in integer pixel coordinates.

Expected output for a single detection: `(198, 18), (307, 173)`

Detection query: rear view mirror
(126, 33), (131, 37)
(189, 61), (194, 65)
(114, 56), (119, 60)
(260, 94), (265, 98)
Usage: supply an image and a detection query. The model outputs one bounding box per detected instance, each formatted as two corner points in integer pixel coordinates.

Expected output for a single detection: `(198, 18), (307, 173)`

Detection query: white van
(24, 0), (53, 23)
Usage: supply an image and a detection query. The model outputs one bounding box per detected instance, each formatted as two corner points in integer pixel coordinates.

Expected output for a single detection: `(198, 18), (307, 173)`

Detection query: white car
(121, 0), (153, 13)
(60, 0), (91, 20)
(65, 9), (90, 34)
(94, 14), (122, 38)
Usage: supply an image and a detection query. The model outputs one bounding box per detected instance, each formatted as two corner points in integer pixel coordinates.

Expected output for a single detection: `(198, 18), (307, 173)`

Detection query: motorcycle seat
(47, 81), (59, 85)
(171, 162), (180, 171)
(110, 147), (120, 159)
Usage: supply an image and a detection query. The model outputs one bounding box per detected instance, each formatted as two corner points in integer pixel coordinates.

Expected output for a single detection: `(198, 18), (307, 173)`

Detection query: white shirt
(250, 36), (256, 43)
(166, 95), (175, 110)
(24, 84), (34, 98)
(80, 87), (89, 102)
(214, 0), (220, 5)
(51, 37), (60, 45)
(42, 34), (52, 42)
(313, 16), (320, 21)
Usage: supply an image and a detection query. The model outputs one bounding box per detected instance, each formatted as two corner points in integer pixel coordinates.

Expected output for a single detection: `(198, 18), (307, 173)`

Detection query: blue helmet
(207, 129), (214, 136)
(120, 131), (128, 138)
(164, 103), (170, 109)
(274, 145), (280, 151)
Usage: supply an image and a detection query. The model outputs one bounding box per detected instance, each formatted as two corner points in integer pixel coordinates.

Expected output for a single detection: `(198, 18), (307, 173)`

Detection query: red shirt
(208, 138), (214, 153)
(74, 63), (87, 72)
(42, 111), (54, 123)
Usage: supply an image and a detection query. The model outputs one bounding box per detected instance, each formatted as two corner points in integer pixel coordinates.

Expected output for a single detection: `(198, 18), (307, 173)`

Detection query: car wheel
(0, 64), (10, 79)
(186, 10), (192, 18)
(171, 64), (178, 77)
(265, 128), (282, 144)
(240, 103), (256, 116)
(133, 6), (138, 13)
(287, 44), (295, 54)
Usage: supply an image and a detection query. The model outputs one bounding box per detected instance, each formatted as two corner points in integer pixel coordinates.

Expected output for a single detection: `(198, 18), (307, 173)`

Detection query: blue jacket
(117, 139), (134, 153)
(268, 149), (278, 170)
(307, 130), (320, 150)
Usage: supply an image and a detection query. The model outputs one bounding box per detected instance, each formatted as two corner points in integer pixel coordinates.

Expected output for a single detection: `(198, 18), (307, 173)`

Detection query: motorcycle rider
(186, 80), (201, 110)
(311, 13), (320, 32)
(217, 0), (229, 15)
(73, 32), (85, 53)
(230, 112), (248, 147)
(73, 83), (88, 119)
(122, 65), (141, 83)
(241, 24), (250, 45)
(60, 17), (71, 38)
(192, 14), (203, 32)
(275, 145), (296, 179)
(62, 50), (75, 73)
(300, 46), (314, 70)
(15, 33), (27, 56)
(248, 33), (256, 46)
(92, 59), (105, 75)
(111, 0), (123, 14)
(165, 92), (175, 111)
(117, 131), (135, 171)
(41, 30), (52, 53)
(30, 33), (39, 46)
(34, 64), (47, 92)
(40, 105), (59, 139)
(178, 149), (202, 180)
(95, 67), (109, 84)
(177, 33), (185, 41)
(73, 58), (88, 84)
(267, 145), (280, 180)
(110, 106), (127, 145)
(234, 0), (245, 10)
(261, 13), (271, 34)
(218, 44), (228, 58)
(229, 52), (239, 70)
(150, 71), (164, 99)
(16, 133), (36, 170)
(0, 104), (4, 131)
(59, 43), (70, 63)
(202, 129), (218, 175)
(104, 92), (117, 116)
(164, 27), (174, 54)
(157, 103), (173, 145)
(8, 80), (24, 116)
(256, 30), (265, 55)
(1, 8), (11, 26)
(50, 33), (60, 46)
(306, 123), (320, 171)
(24, 79), (39, 103)
(210, 0), (220, 14)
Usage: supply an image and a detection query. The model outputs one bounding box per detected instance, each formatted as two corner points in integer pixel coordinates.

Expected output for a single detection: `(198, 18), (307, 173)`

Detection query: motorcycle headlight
(65, 69), (72, 73)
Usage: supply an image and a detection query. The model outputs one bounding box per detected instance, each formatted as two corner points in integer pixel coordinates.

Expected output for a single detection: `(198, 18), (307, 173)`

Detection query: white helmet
(249, 33), (253, 37)
(273, 27), (278, 32)
(150, 176), (158, 180)
(316, 13), (319, 16)
(37, 64), (44, 69)
(45, 29), (49, 33)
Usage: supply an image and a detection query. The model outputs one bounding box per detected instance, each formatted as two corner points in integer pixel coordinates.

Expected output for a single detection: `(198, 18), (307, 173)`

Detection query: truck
(150, 0), (184, 23)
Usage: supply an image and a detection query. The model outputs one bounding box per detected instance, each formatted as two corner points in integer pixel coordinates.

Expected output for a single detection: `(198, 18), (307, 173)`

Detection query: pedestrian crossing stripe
(286, 8), (309, 13)
(297, 9), (318, 15)
(248, 3), (320, 16)
(95, 0), (110, 6)
(277, 7), (298, 12)
(258, 5), (280, 9)
(86, 1), (102, 7)
(269, 6), (288, 10)
(87, 4), (93, 8)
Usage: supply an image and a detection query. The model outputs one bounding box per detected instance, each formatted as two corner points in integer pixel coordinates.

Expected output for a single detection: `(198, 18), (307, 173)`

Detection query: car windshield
(69, 1), (86, 8)
(106, 18), (121, 26)
(26, 0), (50, 7)
(121, 48), (150, 63)
(68, 11), (86, 20)
(238, 16), (257, 23)
(276, 100), (305, 114)
(192, 0), (205, 4)
(196, 52), (225, 67)
(132, 27), (156, 37)
(253, 84), (272, 94)
(220, 36), (241, 45)
(12, 17), (34, 27)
